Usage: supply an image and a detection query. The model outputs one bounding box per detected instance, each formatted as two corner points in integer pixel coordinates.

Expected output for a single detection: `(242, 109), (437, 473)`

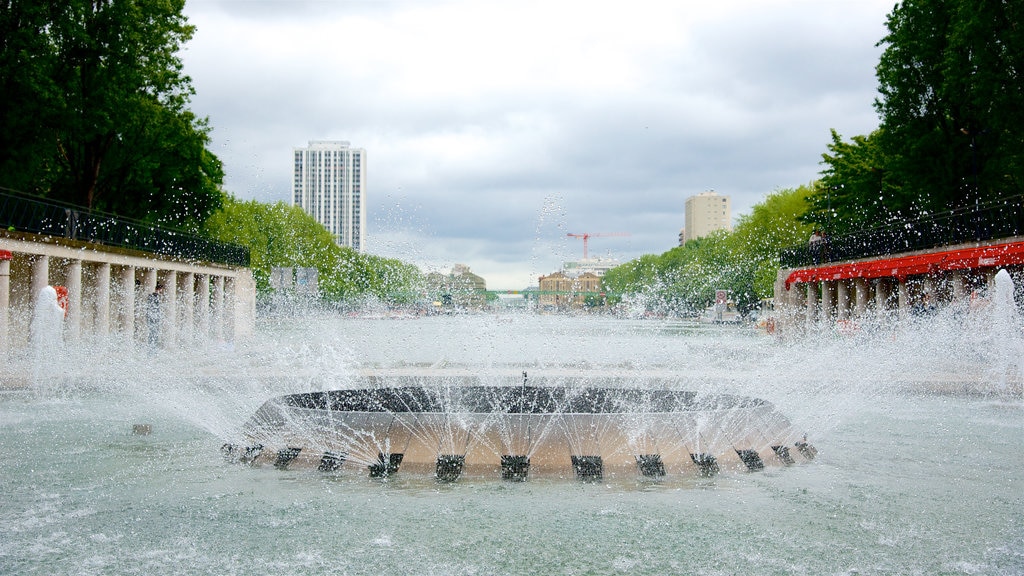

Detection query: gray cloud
(181, 0), (892, 289)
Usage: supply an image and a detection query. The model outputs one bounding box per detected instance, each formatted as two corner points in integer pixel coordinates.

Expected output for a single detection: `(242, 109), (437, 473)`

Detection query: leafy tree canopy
(806, 0), (1024, 231)
(205, 197), (424, 304)
(0, 0), (223, 232)
(604, 186), (814, 314)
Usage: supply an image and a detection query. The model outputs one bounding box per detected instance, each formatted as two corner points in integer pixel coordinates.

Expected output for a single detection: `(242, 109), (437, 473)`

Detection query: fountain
(228, 373), (812, 481)
(29, 285), (65, 345)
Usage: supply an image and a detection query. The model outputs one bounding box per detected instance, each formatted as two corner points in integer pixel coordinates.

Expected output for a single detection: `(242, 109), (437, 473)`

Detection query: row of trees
(205, 197), (424, 305)
(602, 186), (814, 316)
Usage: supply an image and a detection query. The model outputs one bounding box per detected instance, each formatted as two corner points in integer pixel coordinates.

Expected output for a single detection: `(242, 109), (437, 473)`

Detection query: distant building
(292, 140), (366, 252)
(538, 271), (602, 310)
(683, 190), (731, 243)
(426, 264), (487, 308)
(561, 258), (620, 277)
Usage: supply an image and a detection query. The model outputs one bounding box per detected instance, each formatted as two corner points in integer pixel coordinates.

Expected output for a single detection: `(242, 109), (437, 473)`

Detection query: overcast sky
(180, 0), (893, 290)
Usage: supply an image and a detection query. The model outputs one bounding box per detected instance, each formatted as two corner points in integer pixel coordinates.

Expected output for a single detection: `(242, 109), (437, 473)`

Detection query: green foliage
(204, 197), (423, 303)
(804, 130), (894, 235)
(0, 0), (223, 231)
(604, 186), (814, 314)
(807, 0), (1024, 230)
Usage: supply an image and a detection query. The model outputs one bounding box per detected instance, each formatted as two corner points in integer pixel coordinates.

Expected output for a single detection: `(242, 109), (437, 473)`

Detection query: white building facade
(683, 190), (731, 243)
(292, 140), (366, 252)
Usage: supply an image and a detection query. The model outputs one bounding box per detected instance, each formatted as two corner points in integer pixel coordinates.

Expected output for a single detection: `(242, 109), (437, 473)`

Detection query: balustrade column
(94, 262), (111, 335)
(854, 278), (869, 316)
(139, 269), (157, 341)
(0, 251), (10, 351)
(159, 271), (177, 347)
(31, 255), (49, 304)
(821, 281), (835, 323)
(876, 279), (893, 318)
(897, 279), (910, 318)
(118, 266), (136, 336)
(180, 272), (195, 338)
(197, 274), (210, 337)
(65, 259), (82, 340)
(922, 276), (936, 308)
(805, 282), (818, 323)
(836, 280), (850, 321)
(224, 277), (236, 342)
(212, 276), (225, 341)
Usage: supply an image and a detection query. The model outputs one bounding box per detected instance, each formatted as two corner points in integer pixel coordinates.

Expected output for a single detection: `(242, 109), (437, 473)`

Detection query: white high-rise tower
(292, 140), (366, 252)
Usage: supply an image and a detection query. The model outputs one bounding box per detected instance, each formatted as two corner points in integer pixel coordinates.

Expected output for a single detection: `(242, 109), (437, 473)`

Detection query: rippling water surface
(2, 314), (1022, 575)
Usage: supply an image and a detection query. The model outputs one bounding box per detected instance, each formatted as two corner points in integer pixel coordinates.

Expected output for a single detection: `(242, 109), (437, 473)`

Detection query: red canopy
(785, 240), (1024, 289)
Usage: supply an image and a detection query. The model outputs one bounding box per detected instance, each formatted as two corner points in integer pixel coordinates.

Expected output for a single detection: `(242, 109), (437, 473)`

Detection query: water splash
(29, 286), (66, 392)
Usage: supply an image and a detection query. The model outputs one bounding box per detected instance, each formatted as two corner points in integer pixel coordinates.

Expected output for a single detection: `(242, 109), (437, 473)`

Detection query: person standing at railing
(809, 230), (825, 265)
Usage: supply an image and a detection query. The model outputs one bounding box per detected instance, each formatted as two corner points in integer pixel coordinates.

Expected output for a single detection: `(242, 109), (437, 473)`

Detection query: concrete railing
(0, 232), (255, 352)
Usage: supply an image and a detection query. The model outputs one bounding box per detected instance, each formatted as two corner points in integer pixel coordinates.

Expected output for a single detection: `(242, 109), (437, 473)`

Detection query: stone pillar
(180, 272), (195, 338)
(821, 281), (835, 323)
(197, 274), (211, 337)
(224, 277), (236, 342)
(31, 255), (49, 304)
(836, 280), (850, 321)
(212, 275), (225, 341)
(65, 259), (82, 340)
(898, 278), (910, 318)
(0, 251), (10, 351)
(231, 269), (256, 339)
(874, 278), (889, 315)
(139, 269), (157, 341)
(160, 270), (177, 347)
(854, 278), (869, 317)
(119, 266), (136, 335)
(805, 282), (818, 324)
(94, 262), (111, 335)
(143, 269), (158, 293)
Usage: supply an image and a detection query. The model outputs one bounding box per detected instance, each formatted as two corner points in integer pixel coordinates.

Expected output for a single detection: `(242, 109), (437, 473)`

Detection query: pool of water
(1, 314), (1022, 574)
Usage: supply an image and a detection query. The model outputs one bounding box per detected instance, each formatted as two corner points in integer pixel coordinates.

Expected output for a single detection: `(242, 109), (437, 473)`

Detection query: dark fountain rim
(276, 385), (770, 414)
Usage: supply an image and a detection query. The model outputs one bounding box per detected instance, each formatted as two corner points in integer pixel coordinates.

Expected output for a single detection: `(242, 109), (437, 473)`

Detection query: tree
(806, 0), (1024, 230)
(728, 184), (815, 297)
(204, 197), (424, 303)
(805, 130), (895, 235)
(604, 186), (814, 314)
(0, 0), (223, 230)
(876, 0), (1024, 211)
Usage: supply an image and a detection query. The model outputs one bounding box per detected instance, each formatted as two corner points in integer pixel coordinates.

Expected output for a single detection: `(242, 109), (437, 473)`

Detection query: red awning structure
(784, 240), (1024, 289)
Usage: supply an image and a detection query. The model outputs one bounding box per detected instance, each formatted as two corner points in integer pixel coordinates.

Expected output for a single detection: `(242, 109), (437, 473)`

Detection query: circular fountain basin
(234, 372), (810, 480)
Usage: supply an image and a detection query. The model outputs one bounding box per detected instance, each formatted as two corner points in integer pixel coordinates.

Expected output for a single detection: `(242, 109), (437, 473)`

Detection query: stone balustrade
(0, 233), (255, 350)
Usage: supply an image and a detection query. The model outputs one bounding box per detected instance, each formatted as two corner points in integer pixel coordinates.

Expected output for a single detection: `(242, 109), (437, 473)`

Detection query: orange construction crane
(566, 232), (630, 260)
